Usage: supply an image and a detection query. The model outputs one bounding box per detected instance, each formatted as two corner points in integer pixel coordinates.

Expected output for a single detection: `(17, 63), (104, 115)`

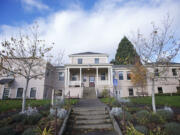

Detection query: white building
(0, 52), (180, 99)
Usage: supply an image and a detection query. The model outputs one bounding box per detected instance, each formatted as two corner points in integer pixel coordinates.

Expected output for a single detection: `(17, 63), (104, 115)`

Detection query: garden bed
(0, 99), (78, 135)
(100, 96), (180, 135)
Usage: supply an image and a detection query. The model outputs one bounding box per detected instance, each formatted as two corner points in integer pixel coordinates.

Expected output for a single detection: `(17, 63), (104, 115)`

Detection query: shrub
(164, 122), (180, 135)
(126, 123), (144, 135)
(101, 89), (109, 98)
(110, 107), (122, 116)
(23, 113), (42, 125)
(22, 128), (36, 135)
(135, 110), (150, 125)
(149, 113), (165, 124)
(157, 109), (173, 121)
(135, 125), (148, 135)
(119, 111), (133, 121)
(127, 107), (141, 113)
(12, 114), (26, 123)
(0, 126), (16, 135)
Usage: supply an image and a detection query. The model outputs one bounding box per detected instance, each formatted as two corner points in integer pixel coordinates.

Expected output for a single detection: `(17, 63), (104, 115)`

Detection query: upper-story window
(72, 73), (77, 81)
(127, 72), (131, 80)
(172, 69), (177, 76)
(155, 69), (159, 76)
(78, 58), (83, 64)
(59, 72), (64, 81)
(101, 72), (106, 80)
(119, 71), (123, 80)
(95, 58), (99, 64)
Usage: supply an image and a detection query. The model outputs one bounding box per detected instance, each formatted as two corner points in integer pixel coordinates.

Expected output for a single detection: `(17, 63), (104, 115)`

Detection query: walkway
(64, 99), (117, 135)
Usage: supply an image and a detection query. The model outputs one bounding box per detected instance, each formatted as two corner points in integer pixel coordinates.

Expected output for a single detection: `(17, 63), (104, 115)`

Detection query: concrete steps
(64, 99), (116, 135)
(83, 87), (96, 99)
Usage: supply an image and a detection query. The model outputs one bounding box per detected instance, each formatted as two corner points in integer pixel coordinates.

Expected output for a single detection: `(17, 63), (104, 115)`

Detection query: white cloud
(1, 0), (180, 63)
(21, 0), (49, 11)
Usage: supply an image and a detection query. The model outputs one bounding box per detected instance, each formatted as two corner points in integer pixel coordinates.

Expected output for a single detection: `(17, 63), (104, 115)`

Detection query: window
(127, 72), (131, 80)
(83, 76), (86, 82)
(113, 71), (116, 79)
(155, 69), (159, 76)
(46, 70), (49, 77)
(72, 74), (77, 81)
(17, 88), (23, 98)
(78, 58), (82, 64)
(95, 58), (99, 64)
(119, 71), (123, 80)
(3, 88), (10, 99)
(129, 88), (134, 96)
(59, 72), (64, 81)
(158, 87), (163, 94)
(101, 72), (106, 80)
(177, 87), (180, 93)
(30, 87), (36, 98)
(172, 69), (177, 76)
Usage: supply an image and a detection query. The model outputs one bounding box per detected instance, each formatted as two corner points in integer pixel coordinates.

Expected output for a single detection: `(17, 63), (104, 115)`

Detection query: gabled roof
(69, 52), (108, 56)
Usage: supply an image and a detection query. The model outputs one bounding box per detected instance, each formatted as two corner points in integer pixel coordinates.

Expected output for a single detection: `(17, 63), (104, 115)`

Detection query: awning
(0, 78), (14, 84)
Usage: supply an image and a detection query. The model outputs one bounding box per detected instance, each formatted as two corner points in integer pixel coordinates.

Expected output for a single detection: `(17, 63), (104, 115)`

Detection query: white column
(111, 67), (113, 85)
(80, 68), (82, 87)
(96, 67), (98, 86)
(68, 68), (70, 87)
(108, 67), (110, 85)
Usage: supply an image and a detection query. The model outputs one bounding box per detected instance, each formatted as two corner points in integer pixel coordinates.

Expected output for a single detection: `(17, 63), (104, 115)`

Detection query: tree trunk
(22, 78), (29, 113)
(152, 78), (156, 113)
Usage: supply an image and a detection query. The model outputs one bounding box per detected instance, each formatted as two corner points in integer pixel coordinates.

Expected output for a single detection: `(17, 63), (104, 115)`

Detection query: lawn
(0, 98), (79, 113)
(100, 96), (180, 107)
(0, 99), (51, 113)
(130, 96), (180, 107)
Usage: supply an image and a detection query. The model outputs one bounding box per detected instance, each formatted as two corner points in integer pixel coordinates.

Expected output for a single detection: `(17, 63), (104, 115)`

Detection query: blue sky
(0, 0), (180, 63)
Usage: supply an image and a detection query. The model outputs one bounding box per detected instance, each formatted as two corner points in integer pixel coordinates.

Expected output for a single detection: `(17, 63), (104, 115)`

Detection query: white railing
(98, 80), (109, 85)
(69, 81), (80, 86)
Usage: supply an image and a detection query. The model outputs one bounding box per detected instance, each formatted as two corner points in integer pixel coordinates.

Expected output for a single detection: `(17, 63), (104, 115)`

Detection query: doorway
(89, 76), (95, 87)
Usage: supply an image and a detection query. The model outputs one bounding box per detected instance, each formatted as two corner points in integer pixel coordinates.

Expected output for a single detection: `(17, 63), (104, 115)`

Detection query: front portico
(64, 64), (113, 98)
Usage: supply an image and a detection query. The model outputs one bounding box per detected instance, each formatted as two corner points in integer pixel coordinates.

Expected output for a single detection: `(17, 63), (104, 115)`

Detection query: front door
(3, 88), (10, 99)
(89, 76), (95, 87)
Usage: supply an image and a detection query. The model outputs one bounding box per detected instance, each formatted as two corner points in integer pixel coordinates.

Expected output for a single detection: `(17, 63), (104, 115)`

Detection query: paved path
(64, 99), (117, 135)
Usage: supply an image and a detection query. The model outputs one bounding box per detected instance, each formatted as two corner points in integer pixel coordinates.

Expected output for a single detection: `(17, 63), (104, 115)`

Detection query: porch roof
(64, 63), (113, 68)
(0, 78), (14, 84)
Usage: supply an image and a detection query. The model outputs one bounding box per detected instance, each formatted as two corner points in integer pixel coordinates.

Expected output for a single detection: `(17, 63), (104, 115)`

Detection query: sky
(0, 0), (180, 63)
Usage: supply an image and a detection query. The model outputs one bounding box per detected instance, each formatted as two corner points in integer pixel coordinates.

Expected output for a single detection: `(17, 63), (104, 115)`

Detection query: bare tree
(51, 50), (65, 66)
(0, 24), (53, 113)
(133, 15), (180, 112)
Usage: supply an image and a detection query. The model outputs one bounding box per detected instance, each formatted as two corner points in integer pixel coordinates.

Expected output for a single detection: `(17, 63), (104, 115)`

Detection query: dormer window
(78, 58), (82, 64)
(95, 58), (99, 64)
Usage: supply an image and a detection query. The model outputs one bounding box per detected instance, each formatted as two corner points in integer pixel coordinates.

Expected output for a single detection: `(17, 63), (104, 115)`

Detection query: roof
(0, 78), (14, 84)
(69, 52), (108, 56)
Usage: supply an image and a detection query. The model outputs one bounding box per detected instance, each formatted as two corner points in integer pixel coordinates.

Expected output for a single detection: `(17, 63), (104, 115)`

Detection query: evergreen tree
(113, 36), (139, 65)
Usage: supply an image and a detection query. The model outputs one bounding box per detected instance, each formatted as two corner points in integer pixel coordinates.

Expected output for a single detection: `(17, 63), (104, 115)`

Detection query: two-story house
(0, 52), (180, 99)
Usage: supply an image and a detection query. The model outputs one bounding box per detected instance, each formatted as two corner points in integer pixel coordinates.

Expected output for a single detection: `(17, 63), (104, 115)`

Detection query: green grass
(0, 99), (50, 113)
(130, 96), (180, 107)
(100, 96), (180, 107)
(0, 98), (78, 113)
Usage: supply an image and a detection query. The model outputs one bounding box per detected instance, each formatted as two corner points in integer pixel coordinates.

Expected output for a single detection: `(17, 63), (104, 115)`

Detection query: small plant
(0, 126), (16, 135)
(110, 107), (122, 116)
(12, 114), (26, 123)
(57, 108), (67, 119)
(126, 123), (144, 135)
(135, 125), (148, 135)
(149, 113), (165, 124)
(22, 128), (36, 135)
(23, 113), (42, 125)
(101, 89), (109, 98)
(119, 111), (133, 121)
(135, 110), (150, 125)
(36, 127), (54, 135)
(157, 109), (173, 121)
(164, 122), (180, 135)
